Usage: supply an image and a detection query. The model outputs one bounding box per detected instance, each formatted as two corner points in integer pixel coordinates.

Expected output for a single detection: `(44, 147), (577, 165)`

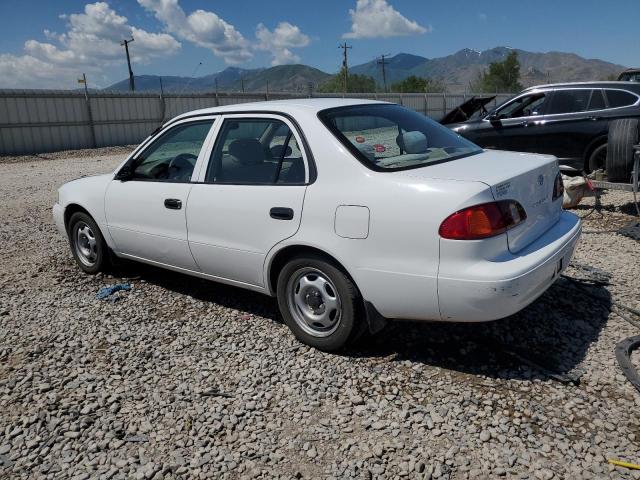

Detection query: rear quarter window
(605, 89), (639, 108)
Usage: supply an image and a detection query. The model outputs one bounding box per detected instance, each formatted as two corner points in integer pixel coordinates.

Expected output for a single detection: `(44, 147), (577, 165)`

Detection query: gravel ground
(1, 149), (640, 480)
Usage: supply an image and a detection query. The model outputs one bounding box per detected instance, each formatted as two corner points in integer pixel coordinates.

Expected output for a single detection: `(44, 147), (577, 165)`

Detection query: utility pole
(120, 37), (135, 91)
(377, 53), (390, 93)
(241, 76), (245, 93)
(339, 42), (352, 95)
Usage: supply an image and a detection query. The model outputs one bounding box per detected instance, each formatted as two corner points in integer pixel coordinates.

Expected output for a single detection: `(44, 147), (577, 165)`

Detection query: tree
(472, 51), (523, 93)
(390, 75), (446, 93)
(317, 68), (376, 93)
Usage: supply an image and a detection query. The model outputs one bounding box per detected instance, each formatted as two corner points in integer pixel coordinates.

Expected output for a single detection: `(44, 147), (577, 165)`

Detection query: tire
(606, 118), (639, 182)
(67, 212), (110, 274)
(276, 254), (365, 352)
(587, 143), (607, 173)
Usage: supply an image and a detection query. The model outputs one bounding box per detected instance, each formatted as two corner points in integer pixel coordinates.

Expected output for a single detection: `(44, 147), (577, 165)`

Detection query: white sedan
(53, 99), (581, 351)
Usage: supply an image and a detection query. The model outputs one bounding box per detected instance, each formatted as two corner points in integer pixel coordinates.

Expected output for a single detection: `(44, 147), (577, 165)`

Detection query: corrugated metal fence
(0, 90), (512, 155)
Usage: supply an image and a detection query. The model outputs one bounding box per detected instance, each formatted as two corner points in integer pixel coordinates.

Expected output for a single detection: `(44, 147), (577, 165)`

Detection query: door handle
(589, 116), (602, 121)
(521, 120), (529, 127)
(164, 198), (182, 210)
(270, 207), (294, 220)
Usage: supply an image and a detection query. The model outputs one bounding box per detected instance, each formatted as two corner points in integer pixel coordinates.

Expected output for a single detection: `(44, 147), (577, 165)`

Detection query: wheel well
(268, 245), (355, 296)
(583, 136), (608, 170)
(63, 204), (91, 231)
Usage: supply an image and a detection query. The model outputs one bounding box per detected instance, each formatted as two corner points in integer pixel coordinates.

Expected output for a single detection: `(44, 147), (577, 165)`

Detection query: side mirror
(488, 112), (501, 124)
(115, 165), (134, 181)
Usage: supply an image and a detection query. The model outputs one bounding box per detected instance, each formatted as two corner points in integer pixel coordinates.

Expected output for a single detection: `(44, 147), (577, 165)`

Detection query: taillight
(552, 172), (564, 201)
(439, 200), (527, 240)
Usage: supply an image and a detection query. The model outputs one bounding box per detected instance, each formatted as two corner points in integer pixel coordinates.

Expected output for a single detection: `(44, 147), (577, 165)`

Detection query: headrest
(396, 131), (428, 154)
(271, 144), (292, 159)
(228, 138), (264, 165)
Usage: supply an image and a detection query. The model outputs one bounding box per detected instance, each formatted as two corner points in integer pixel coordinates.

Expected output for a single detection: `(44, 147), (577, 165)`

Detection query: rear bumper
(52, 203), (66, 237)
(437, 211), (581, 321)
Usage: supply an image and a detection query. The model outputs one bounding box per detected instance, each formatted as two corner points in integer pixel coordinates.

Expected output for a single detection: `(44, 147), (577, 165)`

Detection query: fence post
(82, 74), (97, 148)
(158, 77), (166, 123)
(424, 93), (428, 116)
(442, 93), (447, 117)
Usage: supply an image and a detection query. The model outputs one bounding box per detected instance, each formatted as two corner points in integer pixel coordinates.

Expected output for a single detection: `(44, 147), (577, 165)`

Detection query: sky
(0, 0), (637, 89)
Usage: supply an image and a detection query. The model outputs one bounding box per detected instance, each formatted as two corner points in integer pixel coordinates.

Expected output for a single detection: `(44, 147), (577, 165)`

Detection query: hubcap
(74, 222), (98, 266)
(286, 268), (342, 337)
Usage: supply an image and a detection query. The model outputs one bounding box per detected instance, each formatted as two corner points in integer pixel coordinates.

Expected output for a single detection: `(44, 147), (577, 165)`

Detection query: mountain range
(106, 46), (626, 93)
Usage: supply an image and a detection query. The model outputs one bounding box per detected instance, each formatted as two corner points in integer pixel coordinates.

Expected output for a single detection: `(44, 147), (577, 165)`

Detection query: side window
(206, 118), (306, 185)
(547, 90), (590, 114)
(496, 92), (547, 119)
(605, 89), (638, 108)
(588, 89), (606, 110)
(132, 121), (214, 181)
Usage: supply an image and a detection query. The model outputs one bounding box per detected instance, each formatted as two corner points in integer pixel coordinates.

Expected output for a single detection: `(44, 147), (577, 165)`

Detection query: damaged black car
(441, 82), (640, 181)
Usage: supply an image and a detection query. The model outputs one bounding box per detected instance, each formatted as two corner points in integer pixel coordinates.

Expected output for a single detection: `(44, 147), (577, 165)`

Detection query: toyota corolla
(53, 99), (581, 351)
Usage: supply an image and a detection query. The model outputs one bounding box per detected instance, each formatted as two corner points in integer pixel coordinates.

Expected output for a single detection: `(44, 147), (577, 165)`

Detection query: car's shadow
(116, 263), (611, 383)
(348, 277), (611, 383)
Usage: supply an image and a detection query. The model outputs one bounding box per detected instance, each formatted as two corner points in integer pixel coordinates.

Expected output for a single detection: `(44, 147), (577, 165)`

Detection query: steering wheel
(167, 153), (198, 181)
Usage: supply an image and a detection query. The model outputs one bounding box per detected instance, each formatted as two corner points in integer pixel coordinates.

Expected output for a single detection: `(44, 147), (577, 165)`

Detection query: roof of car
(170, 97), (388, 123)
(524, 81), (640, 92)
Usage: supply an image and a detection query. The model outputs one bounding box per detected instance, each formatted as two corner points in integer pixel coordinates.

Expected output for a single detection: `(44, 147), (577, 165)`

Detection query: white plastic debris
(562, 174), (591, 209)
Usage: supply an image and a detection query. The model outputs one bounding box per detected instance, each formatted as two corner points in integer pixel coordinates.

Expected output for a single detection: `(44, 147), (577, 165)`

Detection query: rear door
(105, 118), (217, 269)
(535, 88), (608, 166)
(477, 91), (549, 152)
(186, 114), (308, 287)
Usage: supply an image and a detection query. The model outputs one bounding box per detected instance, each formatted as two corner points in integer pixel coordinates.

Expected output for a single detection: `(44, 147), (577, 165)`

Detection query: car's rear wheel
(68, 212), (110, 274)
(276, 255), (364, 351)
(606, 118), (639, 182)
(587, 143), (607, 173)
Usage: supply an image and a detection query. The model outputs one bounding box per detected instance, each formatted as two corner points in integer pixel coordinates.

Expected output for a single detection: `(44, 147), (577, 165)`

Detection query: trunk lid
(393, 150), (562, 253)
(439, 95), (496, 125)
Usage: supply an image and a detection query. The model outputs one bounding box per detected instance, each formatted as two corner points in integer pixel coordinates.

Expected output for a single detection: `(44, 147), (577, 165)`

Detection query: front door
(478, 91), (550, 153)
(187, 115), (308, 287)
(105, 119), (216, 270)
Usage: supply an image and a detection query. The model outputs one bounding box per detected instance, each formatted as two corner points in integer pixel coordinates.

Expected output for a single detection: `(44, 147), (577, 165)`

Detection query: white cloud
(343, 0), (429, 39)
(0, 2), (180, 89)
(255, 22), (310, 66)
(478, 13), (488, 21)
(138, 0), (252, 64)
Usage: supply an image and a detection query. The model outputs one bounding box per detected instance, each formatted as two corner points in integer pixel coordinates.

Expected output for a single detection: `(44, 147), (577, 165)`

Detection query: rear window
(547, 89), (591, 114)
(605, 89), (638, 108)
(318, 104), (482, 171)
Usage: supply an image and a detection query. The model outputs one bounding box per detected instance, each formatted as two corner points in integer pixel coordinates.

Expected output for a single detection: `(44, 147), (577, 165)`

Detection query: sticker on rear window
(355, 136), (365, 143)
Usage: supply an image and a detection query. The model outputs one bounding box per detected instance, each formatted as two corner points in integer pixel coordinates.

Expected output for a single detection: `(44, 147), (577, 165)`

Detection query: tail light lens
(439, 200), (527, 240)
(552, 172), (564, 201)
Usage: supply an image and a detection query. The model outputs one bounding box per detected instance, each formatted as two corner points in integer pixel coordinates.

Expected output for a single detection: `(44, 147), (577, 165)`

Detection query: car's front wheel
(276, 255), (364, 351)
(67, 212), (110, 274)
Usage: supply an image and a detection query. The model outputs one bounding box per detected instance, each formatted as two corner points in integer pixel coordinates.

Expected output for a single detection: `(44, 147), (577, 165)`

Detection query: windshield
(319, 104), (482, 171)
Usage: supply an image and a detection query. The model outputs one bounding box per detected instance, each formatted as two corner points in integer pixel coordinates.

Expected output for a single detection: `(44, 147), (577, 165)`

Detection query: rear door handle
(164, 198), (182, 210)
(270, 207), (294, 220)
(590, 116), (602, 121)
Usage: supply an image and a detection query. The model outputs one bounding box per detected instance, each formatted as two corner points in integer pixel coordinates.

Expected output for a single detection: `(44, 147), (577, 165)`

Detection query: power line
(377, 53), (390, 93)
(120, 38), (135, 92)
(339, 42), (352, 95)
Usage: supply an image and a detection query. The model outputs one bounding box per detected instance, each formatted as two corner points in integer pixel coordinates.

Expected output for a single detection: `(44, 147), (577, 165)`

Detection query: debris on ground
(96, 283), (131, 300)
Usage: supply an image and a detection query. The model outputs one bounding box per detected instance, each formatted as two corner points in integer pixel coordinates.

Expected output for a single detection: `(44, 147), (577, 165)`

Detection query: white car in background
(53, 99), (581, 351)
